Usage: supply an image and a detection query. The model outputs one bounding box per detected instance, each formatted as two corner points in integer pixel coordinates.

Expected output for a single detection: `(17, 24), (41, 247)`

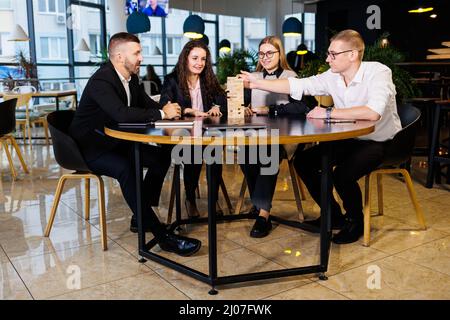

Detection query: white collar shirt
(115, 68), (132, 107)
(288, 61), (402, 141)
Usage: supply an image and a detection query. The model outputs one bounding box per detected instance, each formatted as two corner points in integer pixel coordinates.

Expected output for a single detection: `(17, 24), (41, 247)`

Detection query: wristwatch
(326, 107), (334, 120)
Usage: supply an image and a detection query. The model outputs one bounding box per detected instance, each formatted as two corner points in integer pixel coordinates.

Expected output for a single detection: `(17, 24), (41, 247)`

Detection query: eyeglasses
(258, 51), (279, 59)
(326, 49), (356, 60)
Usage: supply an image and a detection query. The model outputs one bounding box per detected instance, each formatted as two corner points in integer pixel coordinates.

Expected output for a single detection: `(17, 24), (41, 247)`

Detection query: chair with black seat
(426, 99), (450, 188)
(44, 110), (107, 250)
(363, 103), (426, 247)
(0, 98), (29, 180)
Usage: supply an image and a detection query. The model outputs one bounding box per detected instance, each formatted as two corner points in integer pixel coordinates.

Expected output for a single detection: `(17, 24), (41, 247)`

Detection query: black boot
(332, 218), (363, 244)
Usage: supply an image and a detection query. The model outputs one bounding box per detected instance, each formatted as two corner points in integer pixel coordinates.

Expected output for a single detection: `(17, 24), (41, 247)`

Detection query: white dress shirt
(115, 68), (165, 119)
(288, 61), (401, 142)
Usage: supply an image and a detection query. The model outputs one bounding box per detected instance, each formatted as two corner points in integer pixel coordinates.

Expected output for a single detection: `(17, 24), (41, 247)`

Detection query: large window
(283, 13), (316, 54)
(164, 8), (189, 68)
(0, 0), (29, 64)
(89, 34), (101, 56)
(0, 2), (273, 94)
(0, 0), (12, 9)
(40, 36), (67, 61)
(34, 0), (68, 64)
(219, 15), (242, 51)
(0, 33), (5, 55)
(303, 13), (316, 53)
(244, 17), (267, 52)
(38, 0), (65, 14)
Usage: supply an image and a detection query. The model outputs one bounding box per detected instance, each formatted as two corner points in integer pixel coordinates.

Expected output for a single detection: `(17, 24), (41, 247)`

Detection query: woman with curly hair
(160, 40), (227, 218)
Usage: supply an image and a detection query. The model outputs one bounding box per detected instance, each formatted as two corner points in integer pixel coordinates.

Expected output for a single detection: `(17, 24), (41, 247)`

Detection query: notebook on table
(118, 120), (195, 128)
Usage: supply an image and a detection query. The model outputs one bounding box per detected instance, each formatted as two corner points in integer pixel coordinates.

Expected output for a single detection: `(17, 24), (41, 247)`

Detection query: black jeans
(183, 145), (222, 203)
(294, 139), (386, 221)
(87, 143), (172, 238)
(239, 145), (285, 212)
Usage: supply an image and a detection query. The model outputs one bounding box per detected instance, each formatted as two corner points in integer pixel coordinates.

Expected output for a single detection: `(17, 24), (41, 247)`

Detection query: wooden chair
(363, 104), (426, 247)
(0, 98), (29, 180)
(44, 111), (107, 250)
(4, 92), (50, 146)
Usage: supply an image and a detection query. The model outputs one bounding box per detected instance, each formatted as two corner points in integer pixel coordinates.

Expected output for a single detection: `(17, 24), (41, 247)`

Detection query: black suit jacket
(159, 73), (227, 114)
(69, 61), (162, 162)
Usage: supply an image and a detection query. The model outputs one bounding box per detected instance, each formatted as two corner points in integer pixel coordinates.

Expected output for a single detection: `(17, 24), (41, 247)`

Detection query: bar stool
(426, 99), (450, 188)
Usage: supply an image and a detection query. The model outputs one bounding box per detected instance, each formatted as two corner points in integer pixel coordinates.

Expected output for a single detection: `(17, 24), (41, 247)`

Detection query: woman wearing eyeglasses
(160, 40), (227, 218)
(241, 36), (309, 238)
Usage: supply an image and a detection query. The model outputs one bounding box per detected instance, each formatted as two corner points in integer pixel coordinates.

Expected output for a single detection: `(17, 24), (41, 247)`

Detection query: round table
(105, 115), (375, 294)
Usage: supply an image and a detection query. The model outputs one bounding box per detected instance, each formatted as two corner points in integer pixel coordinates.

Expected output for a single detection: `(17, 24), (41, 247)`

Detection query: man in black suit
(69, 32), (201, 257)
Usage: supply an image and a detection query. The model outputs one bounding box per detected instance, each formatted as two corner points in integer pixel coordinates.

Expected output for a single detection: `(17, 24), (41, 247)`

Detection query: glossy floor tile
(1, 144), (450, 299)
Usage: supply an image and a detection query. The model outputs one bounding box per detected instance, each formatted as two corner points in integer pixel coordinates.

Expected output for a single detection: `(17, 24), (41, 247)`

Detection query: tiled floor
(1, 140), (450, 300)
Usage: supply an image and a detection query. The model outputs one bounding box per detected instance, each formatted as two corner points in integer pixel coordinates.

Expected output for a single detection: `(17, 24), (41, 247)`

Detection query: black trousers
(294, 139), (386, 221)
(86, 143), (172, 238)
(183, 145), (222, 203)
(239, 145), (284, 212)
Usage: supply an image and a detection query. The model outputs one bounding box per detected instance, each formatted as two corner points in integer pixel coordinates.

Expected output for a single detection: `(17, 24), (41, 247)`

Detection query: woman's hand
(238, 71), (258, 89)
(184, 108), (209, 117)
(207, 106), (223, 117)
(244, 107), (253, 116)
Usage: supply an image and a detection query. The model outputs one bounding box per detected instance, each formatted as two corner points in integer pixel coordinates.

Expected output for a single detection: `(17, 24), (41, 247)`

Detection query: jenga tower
(226, 76), (245, 118)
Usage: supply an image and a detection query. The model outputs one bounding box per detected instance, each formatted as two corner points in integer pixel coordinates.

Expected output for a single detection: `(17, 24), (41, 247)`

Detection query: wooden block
(226, 76), (245, 119)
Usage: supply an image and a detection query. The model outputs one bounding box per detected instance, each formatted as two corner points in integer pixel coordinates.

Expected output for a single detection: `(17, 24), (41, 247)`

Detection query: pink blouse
(188, 78), (204, 112)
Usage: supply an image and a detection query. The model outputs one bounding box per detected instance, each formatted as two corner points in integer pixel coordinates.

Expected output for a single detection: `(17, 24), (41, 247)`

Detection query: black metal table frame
(133, 141), (333, 295)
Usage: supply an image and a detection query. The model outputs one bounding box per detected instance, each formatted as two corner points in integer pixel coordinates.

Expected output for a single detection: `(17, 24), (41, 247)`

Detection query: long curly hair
(172, 40), (225, 102)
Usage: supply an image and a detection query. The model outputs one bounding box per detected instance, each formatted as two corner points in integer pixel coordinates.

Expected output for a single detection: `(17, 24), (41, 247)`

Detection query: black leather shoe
(130, 218), (153, 233)
(158, 233), (201, 256)
(250, 216), (272, 238)
(332, 218), (363, 244)
(303, 215), (346, 233)
(185, 199), (200, 218)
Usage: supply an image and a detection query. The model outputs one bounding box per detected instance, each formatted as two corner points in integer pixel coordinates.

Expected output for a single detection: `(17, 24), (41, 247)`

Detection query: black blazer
(159, 73), (227, 114)
(69, 61), (162, 162)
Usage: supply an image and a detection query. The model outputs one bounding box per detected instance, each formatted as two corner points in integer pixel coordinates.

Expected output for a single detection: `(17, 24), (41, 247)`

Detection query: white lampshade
(74, 38), (90, 52)
(8, 24), (29, 42)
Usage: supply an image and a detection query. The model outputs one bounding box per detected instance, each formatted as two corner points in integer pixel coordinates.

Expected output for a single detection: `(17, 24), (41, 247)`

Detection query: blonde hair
(256, 36), (293, 72)
(330, 29), (365, 61)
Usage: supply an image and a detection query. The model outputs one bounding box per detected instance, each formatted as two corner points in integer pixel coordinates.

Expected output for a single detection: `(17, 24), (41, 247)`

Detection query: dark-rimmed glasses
(326, 49), (356, 60)
(258, 51), (279, 59)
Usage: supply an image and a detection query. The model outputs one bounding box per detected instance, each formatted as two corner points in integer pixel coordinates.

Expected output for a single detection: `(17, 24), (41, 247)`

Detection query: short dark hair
(108, 32), (140, 55)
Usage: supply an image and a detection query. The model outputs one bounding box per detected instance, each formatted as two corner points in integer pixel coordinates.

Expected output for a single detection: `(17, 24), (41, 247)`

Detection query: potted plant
(216, 49), (258, 85)
(363, 33), (419, 102)
(297, 34), (418, 103)
(15, 49), (36, 79)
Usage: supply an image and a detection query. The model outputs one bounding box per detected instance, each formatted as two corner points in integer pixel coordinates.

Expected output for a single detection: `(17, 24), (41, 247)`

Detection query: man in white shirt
(240, 29), (401, 244)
